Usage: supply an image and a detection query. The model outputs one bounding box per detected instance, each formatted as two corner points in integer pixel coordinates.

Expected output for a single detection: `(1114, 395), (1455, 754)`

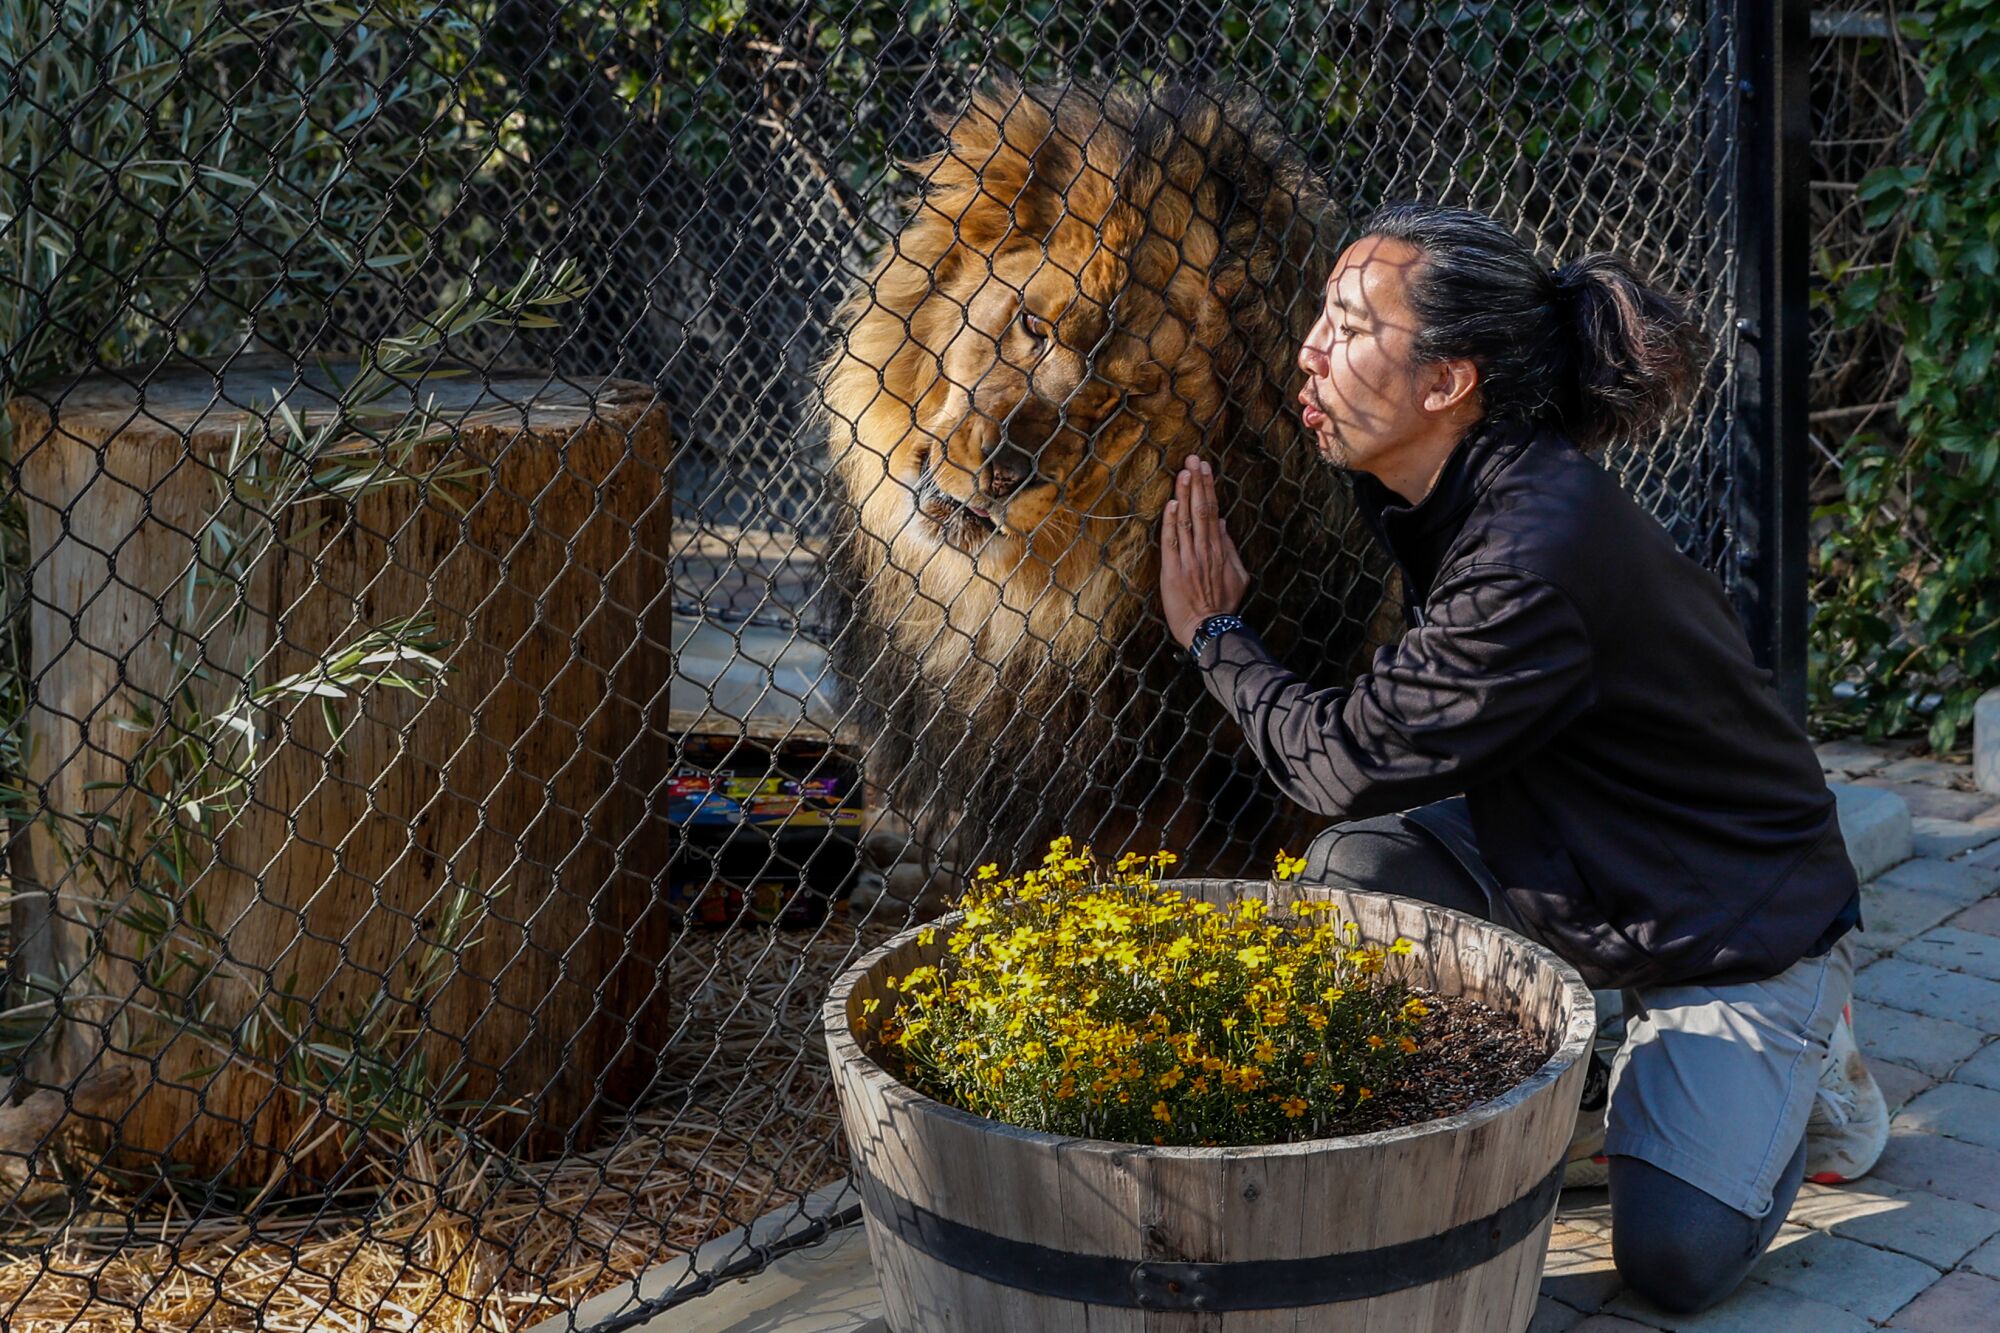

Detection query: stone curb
(1977, 688), (2000, 797)
(1835, 780), (1914, 883)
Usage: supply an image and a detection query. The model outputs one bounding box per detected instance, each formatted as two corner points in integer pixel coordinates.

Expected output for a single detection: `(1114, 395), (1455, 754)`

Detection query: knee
(1301, 817), (1411, 888)
(1608, 1158), (1762, 1314)
(1612, 1225), (1749, 1314)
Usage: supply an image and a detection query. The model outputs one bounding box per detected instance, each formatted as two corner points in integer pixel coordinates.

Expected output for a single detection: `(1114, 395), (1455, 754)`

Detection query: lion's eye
(1018, 311), (1053, 347)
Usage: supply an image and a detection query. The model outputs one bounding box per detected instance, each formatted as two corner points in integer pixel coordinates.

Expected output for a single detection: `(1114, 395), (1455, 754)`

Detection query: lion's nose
(982, 461), (1027, 500)
(980, 443), (1037, 500)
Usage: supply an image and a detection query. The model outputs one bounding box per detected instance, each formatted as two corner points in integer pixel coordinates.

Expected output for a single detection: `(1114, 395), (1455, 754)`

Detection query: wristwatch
(1187, 613), (1247, 664)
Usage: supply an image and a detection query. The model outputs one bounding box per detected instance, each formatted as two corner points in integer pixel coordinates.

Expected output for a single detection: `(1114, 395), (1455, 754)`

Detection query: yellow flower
(1280, 1095), (1309, 1119)
(1366, 1035), (1386, 1050)
(1235, 944), (1270, 969)
(1152, 1099), (1172, 1123)
(1273, 850), (1308, 881)
(1398, 1035), (1418, 1054)
(1402, 998), (1430, 1019)
(1252, 1037), (1277, 1064)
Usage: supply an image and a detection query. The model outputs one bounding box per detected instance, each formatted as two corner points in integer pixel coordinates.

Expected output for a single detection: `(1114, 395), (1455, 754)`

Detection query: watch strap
(1188, 613), (1247, 664)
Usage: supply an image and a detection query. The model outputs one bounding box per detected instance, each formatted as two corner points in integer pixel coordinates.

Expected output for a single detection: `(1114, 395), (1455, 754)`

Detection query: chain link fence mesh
(0, 2), (1829, 1329)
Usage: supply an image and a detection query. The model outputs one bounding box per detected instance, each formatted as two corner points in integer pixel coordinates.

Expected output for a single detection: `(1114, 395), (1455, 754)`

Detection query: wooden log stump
(4, 354), (675, 1189)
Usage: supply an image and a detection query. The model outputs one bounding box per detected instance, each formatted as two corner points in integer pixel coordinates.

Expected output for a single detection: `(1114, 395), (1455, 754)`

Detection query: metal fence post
(1726, 0), (1814, 725)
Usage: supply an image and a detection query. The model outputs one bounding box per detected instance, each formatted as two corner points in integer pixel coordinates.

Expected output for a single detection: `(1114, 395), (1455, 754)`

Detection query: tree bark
(4, 355), (675, 1190)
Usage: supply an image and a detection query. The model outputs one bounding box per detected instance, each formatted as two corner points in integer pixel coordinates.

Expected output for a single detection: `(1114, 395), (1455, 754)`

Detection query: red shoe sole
(1808, 1170), (1855, 1185)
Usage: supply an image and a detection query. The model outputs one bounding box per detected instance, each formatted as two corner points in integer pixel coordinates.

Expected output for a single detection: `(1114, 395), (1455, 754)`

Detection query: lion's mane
(821, 78), (1394, 876)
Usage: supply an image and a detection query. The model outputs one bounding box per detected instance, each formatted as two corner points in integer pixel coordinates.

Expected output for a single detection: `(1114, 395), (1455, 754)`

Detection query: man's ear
(1422, 357), (1480, 414)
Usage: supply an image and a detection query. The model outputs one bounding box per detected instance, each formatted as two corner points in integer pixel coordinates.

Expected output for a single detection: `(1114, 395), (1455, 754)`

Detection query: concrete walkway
(613, 738), (2000, 1333)
(1542, 739), (2000, 1331)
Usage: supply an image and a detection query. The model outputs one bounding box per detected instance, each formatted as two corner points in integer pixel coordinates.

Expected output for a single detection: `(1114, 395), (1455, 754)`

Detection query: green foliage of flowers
(1811, 5), (2000, 749)
(866, 839), (1426, 1148)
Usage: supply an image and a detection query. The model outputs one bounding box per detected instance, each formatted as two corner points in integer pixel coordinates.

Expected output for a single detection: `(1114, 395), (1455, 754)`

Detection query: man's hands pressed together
(1160, 454), (1251, 649)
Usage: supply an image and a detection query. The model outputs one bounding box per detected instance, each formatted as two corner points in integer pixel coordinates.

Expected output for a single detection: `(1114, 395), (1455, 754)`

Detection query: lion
(820, 78), (1397, 884)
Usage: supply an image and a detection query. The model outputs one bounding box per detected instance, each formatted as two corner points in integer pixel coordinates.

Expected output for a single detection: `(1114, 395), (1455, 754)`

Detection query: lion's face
(829, 86), (1238, 608)
(910, 241), (1181, 556)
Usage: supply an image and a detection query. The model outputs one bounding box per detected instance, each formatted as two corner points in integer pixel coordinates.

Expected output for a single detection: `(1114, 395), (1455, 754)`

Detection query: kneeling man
(1159, 202), (1885, 1316)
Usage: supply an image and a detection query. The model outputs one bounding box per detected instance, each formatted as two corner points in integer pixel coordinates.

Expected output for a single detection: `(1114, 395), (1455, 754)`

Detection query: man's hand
(1160, 454), (1251, 648)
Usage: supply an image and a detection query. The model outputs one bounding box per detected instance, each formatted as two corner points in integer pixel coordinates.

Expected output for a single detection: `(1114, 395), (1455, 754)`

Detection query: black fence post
(1724, 0), (1814, 725)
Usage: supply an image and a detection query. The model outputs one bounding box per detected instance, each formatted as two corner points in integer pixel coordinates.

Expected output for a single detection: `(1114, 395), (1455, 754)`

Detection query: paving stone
(1878, 756), (1979, 788)
(1911, 817), (2000, 859)
(1817, 739), (1896, 776)
(1952, 1039), (2000, 1092)
(1544, 1221), (1622, 1313)
(1950, 896), (2000, 936)
(1854, 958), (2000, 1033)
(1608, 1279), (1874, 1332)
(1871, 1128), (2000, 1213)
(1870, 1057), (1937, 1112)
(1751, 1228), (1941, 1321)
(1874, 856), (2000, 904)
(1896, 1082), (2000, 1151)
(1965, 1231), (2000, 1280)
(1899, 925), (2000, 981)
(1886, 1268), (2000, 1329)
(1790, 1179), (1913, 1230)
(1855, 778), (2000, 823)
(1531, 1295), (1588, 1332)
(1880, 752), (1976, 784)
(1805, 1181), (2000, 1267)
(1853, 1000), (1991, 1077)
(1569, 1319), (1666, 1333)
(1556, 1187), (1614, 1238)
(1857, 885), (1968, 952)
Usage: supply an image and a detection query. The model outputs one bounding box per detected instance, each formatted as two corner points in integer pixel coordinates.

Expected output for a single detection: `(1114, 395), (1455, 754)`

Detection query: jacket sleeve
(1194, 563), (1597, 820)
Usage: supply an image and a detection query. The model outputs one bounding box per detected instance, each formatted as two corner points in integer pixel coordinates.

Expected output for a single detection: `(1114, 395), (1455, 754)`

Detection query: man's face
(1296, 235), (1430, 472)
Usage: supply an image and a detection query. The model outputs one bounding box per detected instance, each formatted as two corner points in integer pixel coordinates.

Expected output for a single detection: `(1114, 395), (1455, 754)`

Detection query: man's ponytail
(1362, 202), (1709, 453)
(1549, 253), (1707, 451)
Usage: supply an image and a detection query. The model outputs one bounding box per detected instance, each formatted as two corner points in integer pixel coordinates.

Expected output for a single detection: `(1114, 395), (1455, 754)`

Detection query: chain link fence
(0, 3), (1816, 1329)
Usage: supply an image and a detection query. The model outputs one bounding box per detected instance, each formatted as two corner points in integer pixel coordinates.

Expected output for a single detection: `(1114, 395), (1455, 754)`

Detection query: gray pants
(1305, 798), (1825, 1315)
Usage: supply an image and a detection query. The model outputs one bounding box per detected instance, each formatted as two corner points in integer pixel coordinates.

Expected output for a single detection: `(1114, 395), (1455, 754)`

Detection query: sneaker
(1805, 1003), (1888, 1185)
(1562, 1047), (1612, 1190)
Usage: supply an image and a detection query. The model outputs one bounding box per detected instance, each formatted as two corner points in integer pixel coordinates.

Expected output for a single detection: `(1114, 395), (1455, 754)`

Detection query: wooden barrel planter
(823, 879), (1595, 1332)
(4, 355), (676, 1188)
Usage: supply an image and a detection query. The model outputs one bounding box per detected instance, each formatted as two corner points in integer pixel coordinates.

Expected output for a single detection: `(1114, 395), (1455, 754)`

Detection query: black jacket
(1196, 415), (1860, 989)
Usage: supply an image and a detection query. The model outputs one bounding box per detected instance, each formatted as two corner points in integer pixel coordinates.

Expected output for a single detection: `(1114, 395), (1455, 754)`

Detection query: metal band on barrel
(851, 1158), (1564, 1311)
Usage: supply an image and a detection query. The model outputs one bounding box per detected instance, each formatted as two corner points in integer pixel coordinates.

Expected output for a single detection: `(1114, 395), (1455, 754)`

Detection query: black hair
(1359, 201), (1709, 452)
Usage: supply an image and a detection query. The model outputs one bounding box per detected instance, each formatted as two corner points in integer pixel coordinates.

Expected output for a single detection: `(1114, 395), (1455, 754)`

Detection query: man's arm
(1194, 563), (1598, 820)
